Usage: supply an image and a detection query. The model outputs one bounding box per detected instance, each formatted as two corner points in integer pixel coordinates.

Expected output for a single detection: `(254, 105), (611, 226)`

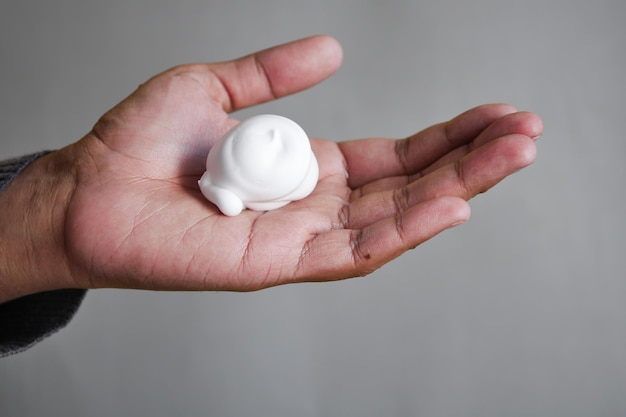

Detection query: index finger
(338, 103), (517, 188)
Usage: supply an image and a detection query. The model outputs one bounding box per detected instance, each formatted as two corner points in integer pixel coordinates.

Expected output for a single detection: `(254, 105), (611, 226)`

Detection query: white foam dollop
(198, 114), (319, 216)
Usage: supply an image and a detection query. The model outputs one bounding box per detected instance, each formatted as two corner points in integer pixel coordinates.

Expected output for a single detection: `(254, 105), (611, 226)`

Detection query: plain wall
(1, 1), (625, 416)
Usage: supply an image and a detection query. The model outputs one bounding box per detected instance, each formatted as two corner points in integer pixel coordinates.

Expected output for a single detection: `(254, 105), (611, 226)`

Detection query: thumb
(176, 35), (344, 113)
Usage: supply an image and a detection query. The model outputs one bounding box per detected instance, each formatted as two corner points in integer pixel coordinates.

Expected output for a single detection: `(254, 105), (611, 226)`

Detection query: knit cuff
(0, 290), (87, 357)
(0, 151), (87, 357)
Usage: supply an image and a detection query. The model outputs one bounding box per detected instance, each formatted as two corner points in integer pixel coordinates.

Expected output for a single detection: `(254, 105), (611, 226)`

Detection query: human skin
(0, 35), (542, 303)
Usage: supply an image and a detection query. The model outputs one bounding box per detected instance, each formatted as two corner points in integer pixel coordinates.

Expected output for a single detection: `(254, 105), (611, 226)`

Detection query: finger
(416, 110), (543, 178)
(346, 134), (536, 229)
(353, 111), (543, 198)
(339, 103), (517, 188)
(181, 35), (343, 113)
(294, 196), (470, 282)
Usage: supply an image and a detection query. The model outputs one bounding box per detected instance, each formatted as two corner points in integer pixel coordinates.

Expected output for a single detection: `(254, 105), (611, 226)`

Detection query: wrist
(0, 148), (80, 302)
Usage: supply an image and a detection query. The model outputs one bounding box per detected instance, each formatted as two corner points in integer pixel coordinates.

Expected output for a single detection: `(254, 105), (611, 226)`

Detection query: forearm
(0, 150), (78, 302)
(0, 150), (88, 357)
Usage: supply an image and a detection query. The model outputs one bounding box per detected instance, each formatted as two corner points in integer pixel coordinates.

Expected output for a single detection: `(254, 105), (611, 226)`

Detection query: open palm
(62, 36), (542, 293)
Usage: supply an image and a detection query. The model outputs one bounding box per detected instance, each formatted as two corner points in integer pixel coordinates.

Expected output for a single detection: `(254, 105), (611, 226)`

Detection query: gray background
(1, 0), (625, 416)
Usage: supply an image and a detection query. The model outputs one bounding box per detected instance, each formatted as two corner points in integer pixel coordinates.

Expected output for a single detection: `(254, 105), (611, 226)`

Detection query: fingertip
(522, 111), (544, 140)
(295, 34), (344, 79)
(315, 34), (344, 70)
(492, 102), (518, 114)
(475, 103), (518, 117)
(438, 196), (471, 227)
(498, 111), (545, 142)
(521, 136), (538, 166)
(506, 133), (538, 169)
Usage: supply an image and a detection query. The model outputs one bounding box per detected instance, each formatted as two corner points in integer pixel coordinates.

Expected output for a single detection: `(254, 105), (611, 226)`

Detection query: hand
(0, 35), (542, 301)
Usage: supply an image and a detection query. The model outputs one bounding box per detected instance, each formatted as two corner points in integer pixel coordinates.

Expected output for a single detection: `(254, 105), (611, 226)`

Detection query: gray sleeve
(0, 152), (87, 357)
